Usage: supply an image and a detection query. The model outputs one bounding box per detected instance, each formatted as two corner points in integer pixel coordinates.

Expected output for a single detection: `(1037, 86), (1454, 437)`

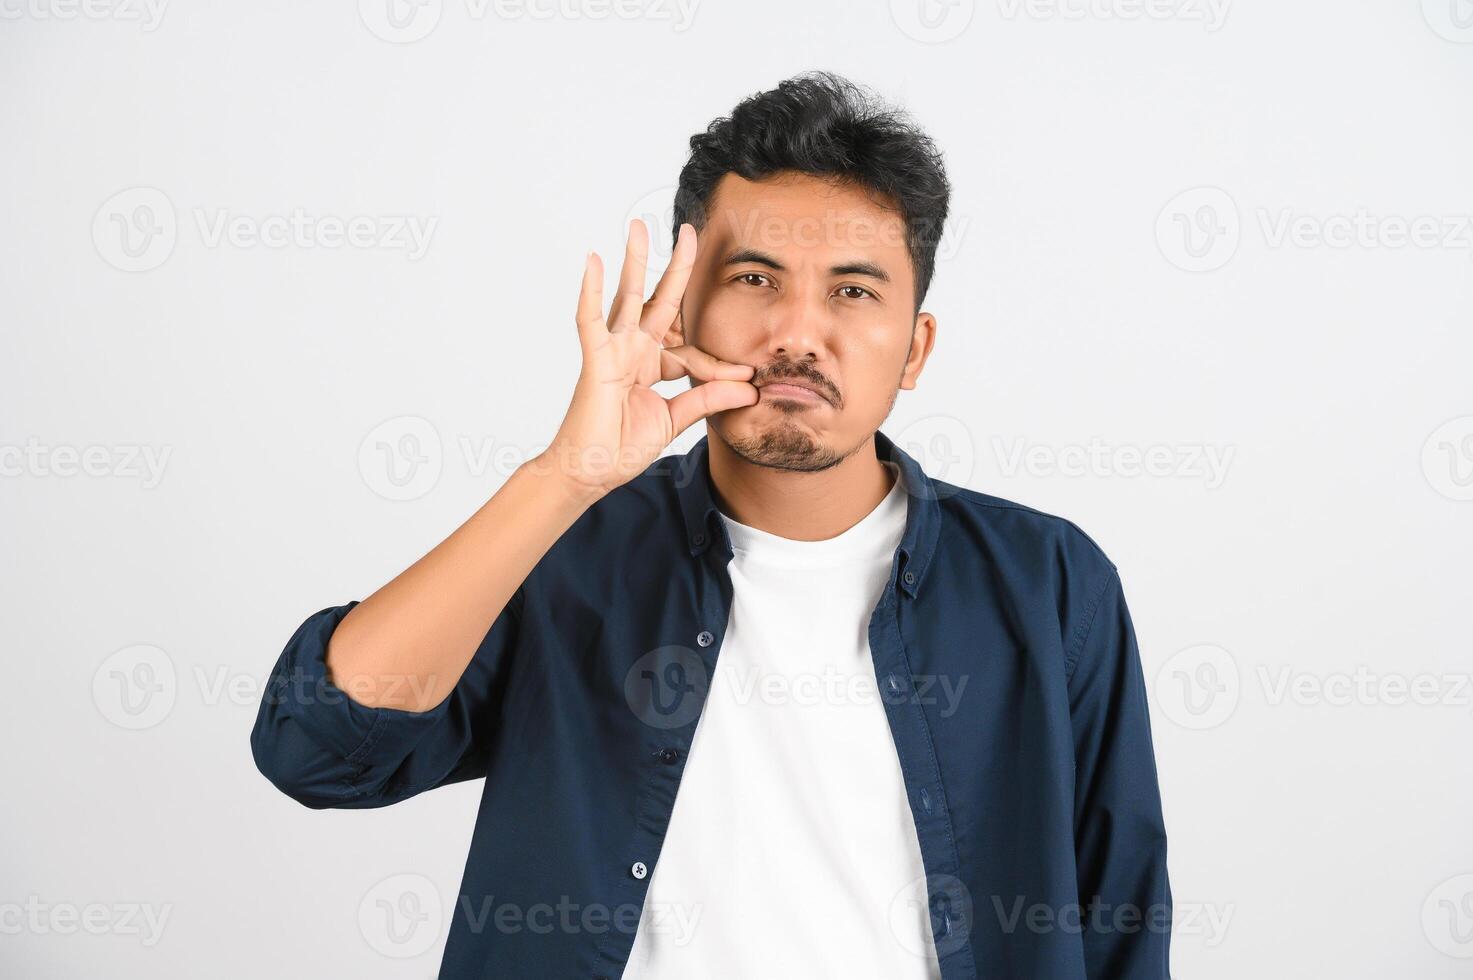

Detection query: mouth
(756, 380), (830, 406)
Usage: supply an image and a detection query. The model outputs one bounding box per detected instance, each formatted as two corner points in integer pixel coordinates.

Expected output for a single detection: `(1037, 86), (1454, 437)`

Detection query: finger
(667, 379), (759, 435)
(607, 218), (650, 334)
(575, 250), (607, 350)
(638, 222), (696, 343)
(659, 344), (755, 383)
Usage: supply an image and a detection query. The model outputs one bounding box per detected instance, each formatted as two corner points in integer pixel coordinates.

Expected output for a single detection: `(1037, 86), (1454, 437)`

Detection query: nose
(763, 283), (827, 362)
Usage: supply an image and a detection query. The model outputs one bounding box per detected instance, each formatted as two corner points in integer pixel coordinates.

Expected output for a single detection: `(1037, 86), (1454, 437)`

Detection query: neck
(704, 429), (896, 541)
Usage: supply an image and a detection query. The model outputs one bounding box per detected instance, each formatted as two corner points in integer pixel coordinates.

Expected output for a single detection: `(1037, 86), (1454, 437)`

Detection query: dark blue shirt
(251, 429), (1171, 979)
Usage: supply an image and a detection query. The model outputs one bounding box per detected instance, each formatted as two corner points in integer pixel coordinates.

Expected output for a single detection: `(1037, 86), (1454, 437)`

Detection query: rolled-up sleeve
(250, 593), (523, 809)
(1066, 569), (1172, 978)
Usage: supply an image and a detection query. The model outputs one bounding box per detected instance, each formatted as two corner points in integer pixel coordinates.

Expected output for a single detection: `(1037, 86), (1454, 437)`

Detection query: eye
(836, 284), (875, 301)
(735, 272), (773, 288)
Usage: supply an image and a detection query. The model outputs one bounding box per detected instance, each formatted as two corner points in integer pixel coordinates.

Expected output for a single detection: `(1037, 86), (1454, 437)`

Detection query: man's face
(672, 171), (937, 472)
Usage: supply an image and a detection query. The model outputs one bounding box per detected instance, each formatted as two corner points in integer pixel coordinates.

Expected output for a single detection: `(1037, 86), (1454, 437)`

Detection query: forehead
(701, 171), (911, 267)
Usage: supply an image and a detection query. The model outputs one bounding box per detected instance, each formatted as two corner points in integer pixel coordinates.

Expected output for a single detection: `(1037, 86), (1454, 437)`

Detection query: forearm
(325, 454), (598, 711)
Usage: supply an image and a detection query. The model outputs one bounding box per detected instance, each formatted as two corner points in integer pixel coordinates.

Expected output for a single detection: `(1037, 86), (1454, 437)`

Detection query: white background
(3, 0), (1471, 977)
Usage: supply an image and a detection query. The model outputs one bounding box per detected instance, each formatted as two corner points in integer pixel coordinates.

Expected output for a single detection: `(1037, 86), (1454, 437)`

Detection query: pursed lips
(756, 377), (832, 405)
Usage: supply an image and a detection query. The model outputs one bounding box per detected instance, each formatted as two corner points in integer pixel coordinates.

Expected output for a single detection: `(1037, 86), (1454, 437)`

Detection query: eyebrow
(721, 247), (892, 284)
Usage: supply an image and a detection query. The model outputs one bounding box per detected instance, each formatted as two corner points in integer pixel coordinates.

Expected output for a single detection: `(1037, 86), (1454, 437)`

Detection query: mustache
(752, 361), (841, 407)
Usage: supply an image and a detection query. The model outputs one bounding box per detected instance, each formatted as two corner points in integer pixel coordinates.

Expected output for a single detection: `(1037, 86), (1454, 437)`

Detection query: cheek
(831, 324), (912, 399)
(688, 289), (767, 354)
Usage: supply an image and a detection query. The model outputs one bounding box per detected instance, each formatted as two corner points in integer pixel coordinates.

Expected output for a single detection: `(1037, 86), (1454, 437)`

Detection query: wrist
(521, 450), (607, 510)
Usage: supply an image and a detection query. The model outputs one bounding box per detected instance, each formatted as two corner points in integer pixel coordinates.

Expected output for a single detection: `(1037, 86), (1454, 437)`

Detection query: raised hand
(539, 218), (758, 500)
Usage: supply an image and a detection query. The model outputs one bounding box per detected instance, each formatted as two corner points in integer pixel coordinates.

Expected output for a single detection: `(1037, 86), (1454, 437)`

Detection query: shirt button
(657, 747), (680, 765)
(692, 531), (706, 547)
(903, 569), (916, 585)
(630, 861), (648, 880)
(696, 630), (714, 647)
(886, 674), (904, 696)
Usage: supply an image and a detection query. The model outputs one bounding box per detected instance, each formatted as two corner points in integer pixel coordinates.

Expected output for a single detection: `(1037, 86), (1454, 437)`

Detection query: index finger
(638, 222), (697, 343)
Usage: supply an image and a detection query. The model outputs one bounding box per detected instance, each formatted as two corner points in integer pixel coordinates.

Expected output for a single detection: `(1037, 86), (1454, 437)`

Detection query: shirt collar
(669, 429), (940, 598)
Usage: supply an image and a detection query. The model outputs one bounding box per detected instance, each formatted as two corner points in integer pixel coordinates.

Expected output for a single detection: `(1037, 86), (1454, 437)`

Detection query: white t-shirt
(621, 465), (942, 979)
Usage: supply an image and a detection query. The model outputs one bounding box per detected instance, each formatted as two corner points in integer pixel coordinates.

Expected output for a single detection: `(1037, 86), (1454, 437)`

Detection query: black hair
(673, 71), (951, 313)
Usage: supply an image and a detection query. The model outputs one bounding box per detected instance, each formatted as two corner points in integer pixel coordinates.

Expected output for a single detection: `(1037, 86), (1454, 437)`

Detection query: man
(251, 71), (1172, 979)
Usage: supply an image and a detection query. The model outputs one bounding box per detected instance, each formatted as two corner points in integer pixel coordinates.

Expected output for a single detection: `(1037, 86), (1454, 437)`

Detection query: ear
(898, 311), (937, 391)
